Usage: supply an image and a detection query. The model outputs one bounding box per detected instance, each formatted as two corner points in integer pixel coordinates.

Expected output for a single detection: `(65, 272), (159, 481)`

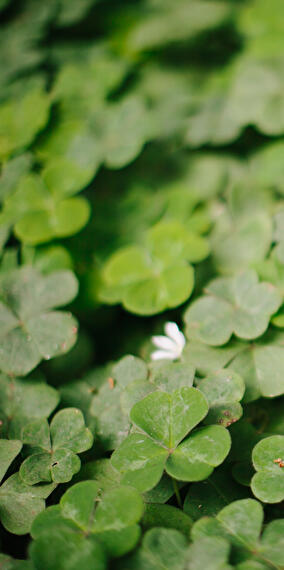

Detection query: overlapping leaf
(100, 221), (209, 315)
(19, 408), (93, 484)
(111, 387), (231, 492)
(251, 436), (284, 503)
(184, 270), (281, 346)
(29, 481), (143, 566)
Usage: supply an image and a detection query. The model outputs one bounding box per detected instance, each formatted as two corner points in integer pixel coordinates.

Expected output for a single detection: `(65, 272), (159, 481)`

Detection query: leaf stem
(172, 477), (182, 509)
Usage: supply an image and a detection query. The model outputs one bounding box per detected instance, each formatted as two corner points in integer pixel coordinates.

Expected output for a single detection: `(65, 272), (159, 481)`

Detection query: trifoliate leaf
(30, 481), (143, 564)
(100, 221), (209, 315)
(112, 388), (231, 492)
(19, 408), (93, 484)
(184, 271), (281, 346)
(0, 172), (90, 245)
(0, 266), (78, 376)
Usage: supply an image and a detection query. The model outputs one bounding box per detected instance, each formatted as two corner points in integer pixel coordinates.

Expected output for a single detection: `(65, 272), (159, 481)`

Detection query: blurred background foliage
(1, 0), (284, 563)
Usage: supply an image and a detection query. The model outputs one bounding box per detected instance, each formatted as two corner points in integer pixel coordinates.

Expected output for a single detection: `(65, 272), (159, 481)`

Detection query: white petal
(165, 322), (186, 350)
(150, 349), (179, 361)
(151, 335), (177, 351)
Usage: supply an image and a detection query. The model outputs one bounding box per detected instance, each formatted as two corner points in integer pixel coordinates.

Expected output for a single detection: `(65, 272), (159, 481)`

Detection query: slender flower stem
(172, 477), (182, 509)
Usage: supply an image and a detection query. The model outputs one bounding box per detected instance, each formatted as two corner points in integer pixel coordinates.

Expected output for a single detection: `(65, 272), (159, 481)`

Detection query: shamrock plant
(0, 266), (78, 375)
(184, 270), (281, 346)
(99, 221), (209, 315)
(190, 499), (284, 569)
(111, 387), (231, 492)
(29, 480), (144, 568)
(1, 0), (284, 567)
(19, 408), (93, 484)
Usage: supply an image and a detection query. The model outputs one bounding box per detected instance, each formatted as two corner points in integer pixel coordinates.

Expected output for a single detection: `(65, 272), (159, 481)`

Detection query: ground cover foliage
(0, 0), (284, 568)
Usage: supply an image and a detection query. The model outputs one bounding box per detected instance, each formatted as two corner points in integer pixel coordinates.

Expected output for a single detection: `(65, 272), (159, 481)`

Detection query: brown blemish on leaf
(108, 377), (114, 389)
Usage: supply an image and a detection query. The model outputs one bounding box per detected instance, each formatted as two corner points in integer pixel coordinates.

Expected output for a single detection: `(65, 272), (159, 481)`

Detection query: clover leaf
(185, 54), (284, 147)
(0, 84), (50, 161)
(186, 536), (232, 570)
(111, 387), (231, 492)
(116, 527), (188, 570)
(30, 481), (143, 567)
(100, 221), (209, 315)
(184, 270), (281, 346)
(0, 439), (22, 483)
(90, 355), (149, 450)
(184, 465), (249, 521)
(196, 369), (245, 427)
(0, 153), (32, 203)
(120, 0), (231, 54)
(0, 266), (78, 376)
(229, 332), (284, 401)
(0, 373), (59, 438)
(211, 208), (272, 275)
(19, 408), (93, 484)
(191, 499), (284, 569)
(251, 435), (284, 503)
(0, 170), (90, 245)
(142, 504), (192, 537)
(0, 472), (56, 535)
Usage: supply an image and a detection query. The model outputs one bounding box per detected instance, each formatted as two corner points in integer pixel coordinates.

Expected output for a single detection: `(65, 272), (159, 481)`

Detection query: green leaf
(184, 466), (249, 521)
(166, 425), (231, 481)
(191, 498), (284, 567)
(121, 0), (231, 54)
(117, 527), (188, 570)
(186, 536), (232, 570)
(211, 212), (272, 274)
(184, 271), (281, 345)
(229, 334), (284, 401)
(60, 481), (144, 533)
(0, 266), (78, 375)
(196, 369), (245, 427)
(103, 96), (150, 169)
(251, 436), (284, 503)
(30, 530), (107, 570)
(142, 504), (192, 537)
(112, 388), (230, 491)
(0, 172), (90, 244)
(149, 360), (195, 392)
(99, 219), (209, 315)
(0, 439), (22, 483)
(0, 373), (59, 438)
(0, 86), (50, 160)
(0, 553), (33, 569)
(30, 481), (143, 564)
(130, 387), (208, 448)
(147, 221), (210, 265)
(111, 433), (168, 493)
(20, 409), (93, 484)
(0, 473), (55, 535)
(0, 153), (32, 203)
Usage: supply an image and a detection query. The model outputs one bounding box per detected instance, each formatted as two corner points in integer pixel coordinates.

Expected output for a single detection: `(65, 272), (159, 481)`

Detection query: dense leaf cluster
(0, 0), (283, 568)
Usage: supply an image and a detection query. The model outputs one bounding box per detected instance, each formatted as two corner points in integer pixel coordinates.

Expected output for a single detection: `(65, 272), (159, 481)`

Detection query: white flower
(151, 321), (186, 361)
